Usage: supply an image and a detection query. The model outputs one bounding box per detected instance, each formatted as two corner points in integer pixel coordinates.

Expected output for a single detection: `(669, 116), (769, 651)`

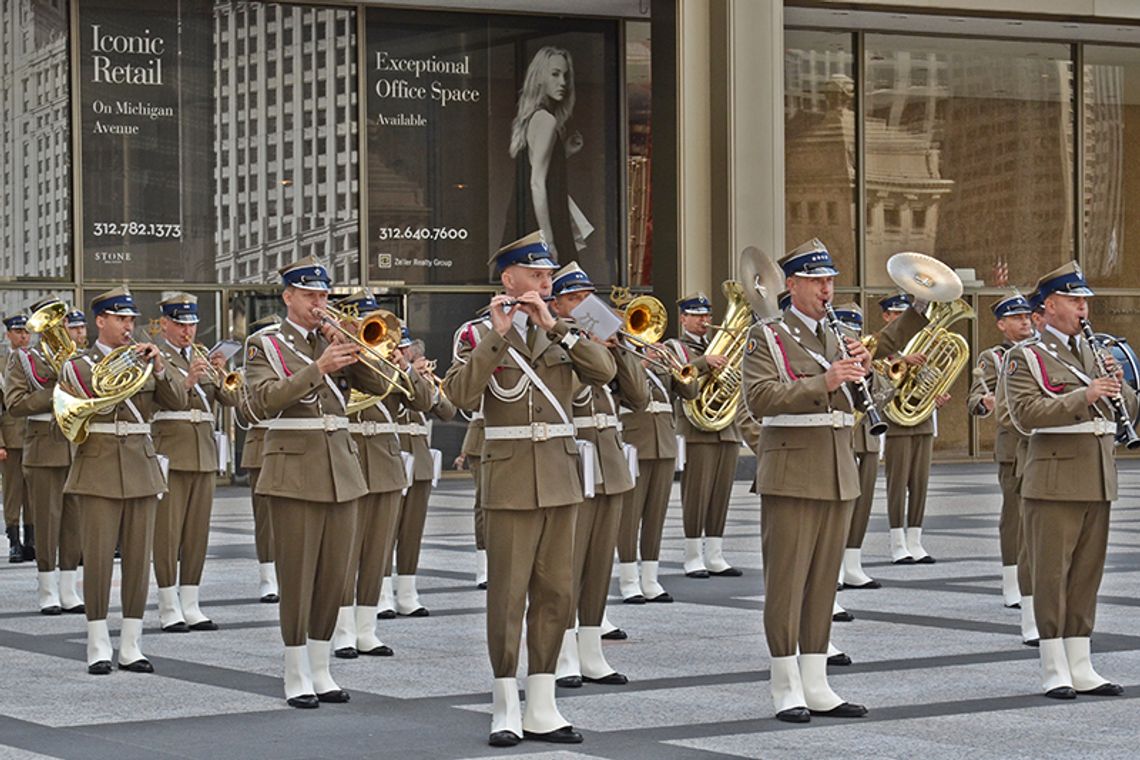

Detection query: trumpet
(314, 305), (415, 400)
(1079, 318), (1140, 450)
(418, 358), (449, 401)
(192, 343), (243, 392)
(823, 302), (888, 435)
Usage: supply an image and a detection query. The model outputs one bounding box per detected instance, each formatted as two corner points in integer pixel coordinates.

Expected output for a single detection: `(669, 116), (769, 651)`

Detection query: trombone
(192, 343), (243, 391)
(314, 304), (416, 400)
(610, 291), (697, 385)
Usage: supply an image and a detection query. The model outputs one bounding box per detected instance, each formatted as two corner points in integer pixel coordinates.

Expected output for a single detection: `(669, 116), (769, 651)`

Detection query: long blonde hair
(509, 46), (575, 158)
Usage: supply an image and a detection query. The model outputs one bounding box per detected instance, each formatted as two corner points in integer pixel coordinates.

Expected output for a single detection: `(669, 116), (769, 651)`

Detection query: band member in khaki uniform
(152, 293), (239, 633)
(329, 290), (432, 659)
(548, 263), (647, 688)
(967, 293), (1034, 616)
(6, 298), (82, 614)
(390, 332), (456, 616)
(1006, 261), (1135, 700)
(237, 314), (282, 603)
(617, 335), (700, 604)
(60, 286), (188, 674)
(742, 243), (871, 723)
(245, 256), (400, 708)
(65, 308), (88, 349)
(3, 312), (32, 563)
(458, 409), (487, 587)
(444, 232), (616, 747)
(665, 293), (742, 577)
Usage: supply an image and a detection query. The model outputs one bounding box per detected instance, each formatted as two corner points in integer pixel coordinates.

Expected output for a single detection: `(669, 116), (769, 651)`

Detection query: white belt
(762, 411), (855, 429)
(484, 422), (575, 442)
(153, 410), (215, 424)
(620, 401), (673, 416)
(27, 414), (53, 422)
(398, 423), (429, 436)
(573, 413), (620, 430)
(263, 415), (349, 433)
(348, 421), (398, 437)
(469, 411), (483, 421)
(87, 421), (152, 436)
(1036, 419), (1115, 436)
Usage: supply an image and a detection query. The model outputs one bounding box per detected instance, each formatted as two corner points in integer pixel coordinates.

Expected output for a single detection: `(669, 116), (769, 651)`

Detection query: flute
(475, 296), (555, 316)
(1079, 318), (1140, 450)
(823, 303), (888, 435)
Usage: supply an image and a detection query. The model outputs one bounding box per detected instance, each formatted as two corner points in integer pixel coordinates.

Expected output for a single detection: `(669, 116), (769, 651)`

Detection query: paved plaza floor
(1, 461), (1138, 759)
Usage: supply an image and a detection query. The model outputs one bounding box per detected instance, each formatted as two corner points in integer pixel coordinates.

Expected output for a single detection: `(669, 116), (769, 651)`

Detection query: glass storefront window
(863, 36), (1074, 290)
(785, 30), (856, 284)
(627, 21), (651, 287)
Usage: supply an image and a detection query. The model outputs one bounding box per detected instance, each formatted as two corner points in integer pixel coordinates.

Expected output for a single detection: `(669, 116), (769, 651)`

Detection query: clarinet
(1079, 318), (1140, 450)
(823, 303), (888, 436)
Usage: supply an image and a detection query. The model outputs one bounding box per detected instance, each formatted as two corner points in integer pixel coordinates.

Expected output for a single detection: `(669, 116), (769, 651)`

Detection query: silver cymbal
(887, 251), (963, 302)
(739, 245), (783, 320)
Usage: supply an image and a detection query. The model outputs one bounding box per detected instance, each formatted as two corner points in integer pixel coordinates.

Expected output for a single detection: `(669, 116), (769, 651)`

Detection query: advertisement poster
(366, 9), (620, 285)
(78, 0), (215, 282)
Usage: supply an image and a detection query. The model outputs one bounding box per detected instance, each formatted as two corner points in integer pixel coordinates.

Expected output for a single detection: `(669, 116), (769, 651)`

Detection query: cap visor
(794, 267), (840, 278)
(1056, 287), (1095, 297)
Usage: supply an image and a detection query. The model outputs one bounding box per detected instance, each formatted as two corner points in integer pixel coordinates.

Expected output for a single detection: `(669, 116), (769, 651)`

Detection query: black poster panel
(78, 0), (215, 282)
(366, 9), (620, 286)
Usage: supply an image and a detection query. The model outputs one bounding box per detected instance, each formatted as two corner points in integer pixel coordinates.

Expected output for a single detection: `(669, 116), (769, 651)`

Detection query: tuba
(53, 339), (154, 444)
(27, 300), (77, 375)
(881, 252), (974, 426)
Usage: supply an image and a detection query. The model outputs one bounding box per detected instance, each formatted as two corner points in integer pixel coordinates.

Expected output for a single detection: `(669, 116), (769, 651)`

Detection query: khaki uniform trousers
(471, 458), (485, 551)
(846, 452), (879, 549)
(3, 449), (29, 527)
(618, 457), (674, 562)
(154, 470), (215, 587)
(395, 480), (431, 576)
(485, 505), (576, 678)
(28, 466), (81, 572)
(997, 462), (1029, 593)
(270, 497), (358, 647)
(568, 493), (622, 627)
(341, 490), (402, 606)
(248, 467), (274, 564)
(884, 433), (932, 529)
(1022, 499), (1108, 639)
(681, 441), (739, 538)
(82, 496), (157, 621)
(762, 495), (853, 657)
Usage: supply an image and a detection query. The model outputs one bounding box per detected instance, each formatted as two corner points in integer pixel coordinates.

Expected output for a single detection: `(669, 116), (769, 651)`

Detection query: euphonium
(53, 338), (154, 444)
(882, 299), (974, 426)
(27, 300), (76, 374)
(682, 280), (752, 432)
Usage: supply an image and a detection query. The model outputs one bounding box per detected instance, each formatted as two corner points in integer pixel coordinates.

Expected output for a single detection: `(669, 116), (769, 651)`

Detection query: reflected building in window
(1083, 58), (1127, 283)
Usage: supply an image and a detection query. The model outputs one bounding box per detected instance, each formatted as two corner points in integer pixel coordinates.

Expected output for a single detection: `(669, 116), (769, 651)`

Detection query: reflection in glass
(627, 22), (651, 287)
(81, 289), (220, 351)
(784, 30), (856, 284)
(863, 36), (1073, 289)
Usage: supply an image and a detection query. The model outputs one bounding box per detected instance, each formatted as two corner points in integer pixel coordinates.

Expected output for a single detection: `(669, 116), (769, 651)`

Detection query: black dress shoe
(317, 689), (350, 703)
(359, 644), (394, 657)
(810, 702), (868, 718)
(334, 647), (359, 659)
(189, 620), (219, 631)
(832, 610), (855, 623)
(776, 707), (810, 723)
(842, 580), (882, 590)
(477, 581), (488, 590)
(601, 628), (627, 641)
(400, 607), (430, 618)
(377, 609), (396, 620)
(488, 730), (521, 747)
(162, 621), (190, 633)
(710, 567), (743, 577)
(22, 545), (35, 562)
(622, 594), (646, 605)
(40, 605), (62, 616)
(1079, 682), (1124, 696)
(87, 660), (113, 676)
(1045, 686), (1076, 700)
(1005, 602), (1021, 609)
(523, 726), (583, 744)
(8, 545), (24, 564)
(583, 672), (628, 685)
(685, 569), (710, 579)
(287, 694), (319, 709)
(1024, 638), (1040, 648)
(118, 659), (154, 673)
(63, 604), (85, 615)
(916, 555), (936, 565)
(646, 592), (674, 603)
(260, 593), (280, 604)
(892, 556), (916, 565)
(827, 653), (853, 666)
(556, 675), (583, 688)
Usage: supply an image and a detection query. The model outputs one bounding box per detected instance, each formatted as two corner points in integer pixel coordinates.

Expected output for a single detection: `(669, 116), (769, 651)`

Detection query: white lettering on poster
(373, 51), (479, 109)
(90, 25), (166, 86)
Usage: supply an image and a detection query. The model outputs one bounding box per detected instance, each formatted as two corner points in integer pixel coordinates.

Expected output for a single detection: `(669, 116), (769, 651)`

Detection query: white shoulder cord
(505, 346), (572, 427)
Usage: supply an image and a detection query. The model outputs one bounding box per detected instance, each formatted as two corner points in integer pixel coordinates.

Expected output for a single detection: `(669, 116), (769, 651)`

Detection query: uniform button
(814, 400), (821, 406)
(535, 405), (544, 413)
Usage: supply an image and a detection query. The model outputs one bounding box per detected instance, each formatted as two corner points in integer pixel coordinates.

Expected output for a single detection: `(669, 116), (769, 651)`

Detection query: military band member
(245, 256), (400, 708)
(237, 314), (282, 603)
(390, 333), (456, 616)
(455, 398), (487, 588)
(443, 232), (616, 747)
(549, 263), (647, 688)
(5, 298), (83, 614)
(1006, 261), (1134, 700)
(61, 286), (188, 674)
(665, 292), (743, 578)
(65, 308), (89, 349)
(3, 312), (33, 563)
(331, 291), (431, 659)
(742, 244), (870, 723)
(967, 294), (1034, 612)
(152, 293), (239, 633)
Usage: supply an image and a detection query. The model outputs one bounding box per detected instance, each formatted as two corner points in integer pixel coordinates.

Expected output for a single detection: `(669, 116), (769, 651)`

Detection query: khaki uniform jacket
(572, 346), (647, 495)
(443, 316), (616, 510)
(60, 345), (189, 498)
(239, 422), (265, 469)
(350, 379), (432, 495)
(452, 323), (486, 458)
(0, 352), (25, 449)
(153, 343), (240, 473)
(853, 372), (895, 455)
(245, 320), (407, 504)
(1006, 332), (1138, 502)
(968, 342), (1025, 464)
(621, 363), (700, 460)
(398, 389), (457, 482)
(742, 311), (861, 501)
(665, 332), (742, 443)
(4, 347), (71, 468)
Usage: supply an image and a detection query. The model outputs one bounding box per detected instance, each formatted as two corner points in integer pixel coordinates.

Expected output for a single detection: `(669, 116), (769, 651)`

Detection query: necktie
(815, 322), (826, 345)
(182, 347), (190, 363)
(1068, 335), (1079, 355)
(526, 323), (537, 352)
